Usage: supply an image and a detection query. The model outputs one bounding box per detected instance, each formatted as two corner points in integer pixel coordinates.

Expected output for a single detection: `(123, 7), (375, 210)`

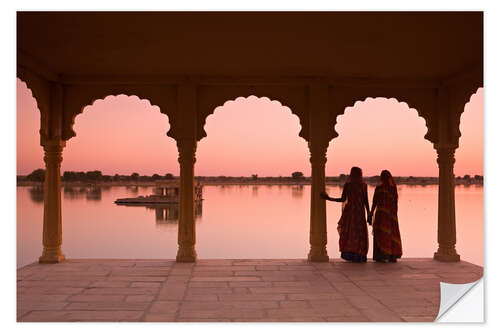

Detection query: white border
(4, 1), (498, 332)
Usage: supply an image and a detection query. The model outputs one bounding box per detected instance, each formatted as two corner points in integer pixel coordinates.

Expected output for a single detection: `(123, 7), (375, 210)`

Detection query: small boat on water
(115, 180), (203, 205)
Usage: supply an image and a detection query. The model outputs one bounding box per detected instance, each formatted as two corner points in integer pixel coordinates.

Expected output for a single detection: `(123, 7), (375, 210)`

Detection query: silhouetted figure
(368, 170), (402, 263)
(321, 166), (370, 262)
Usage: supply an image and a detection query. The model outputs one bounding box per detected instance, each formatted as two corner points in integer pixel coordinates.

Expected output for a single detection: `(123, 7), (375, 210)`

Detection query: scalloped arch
(330, 88), (437, 145)
(16, 70), (51, 142)
(454, 86), (483, 144)
(62, 86), (176, 141)
(335, 97), (430, 142)
(68, 94), (167, 141)
(463, 87), (482, 106)
(17, 77), (41, 114)
(197, 86), (309, 142)
(201, 95), (306, 143)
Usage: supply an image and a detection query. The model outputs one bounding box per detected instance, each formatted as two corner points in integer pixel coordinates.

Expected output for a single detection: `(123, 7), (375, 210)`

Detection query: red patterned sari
(337, 182), (369, 262)
(372, 184), (402, 260)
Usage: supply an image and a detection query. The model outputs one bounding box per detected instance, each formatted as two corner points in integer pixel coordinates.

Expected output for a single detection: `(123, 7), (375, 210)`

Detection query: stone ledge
(17, 258), (483, 322)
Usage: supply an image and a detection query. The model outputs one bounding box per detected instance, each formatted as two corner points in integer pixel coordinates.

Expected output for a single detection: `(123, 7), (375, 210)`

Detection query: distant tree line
(18, 169), (483, 184)
(20, 169), (176, 183)
(457, 174), (483, 181)
(24, 168), (45, 182)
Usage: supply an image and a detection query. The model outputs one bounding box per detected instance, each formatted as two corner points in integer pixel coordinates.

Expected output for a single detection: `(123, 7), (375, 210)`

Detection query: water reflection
(57, 184), (206, 227)
(63, 186), (85, 200)
(17, 184), (484, 267)
(28, 186), (44, 204)
(462, 183), (483, 189)
(137, 202), (203, 227)
(101, 185), (112, 192)
(252, 186), (259, 196)
(403, 184), (427, 189)
(126, 185), (139, 194)
(86, 186), (102, 201)
(63, 186), (103, 202)
(291, 185), (304, 198)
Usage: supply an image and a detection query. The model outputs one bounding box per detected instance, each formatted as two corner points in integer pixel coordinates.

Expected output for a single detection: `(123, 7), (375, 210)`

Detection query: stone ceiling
(17, 12), (483, 81)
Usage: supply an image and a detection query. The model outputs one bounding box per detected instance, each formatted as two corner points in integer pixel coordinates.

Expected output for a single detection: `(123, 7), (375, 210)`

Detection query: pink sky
(16, 79), (483, 177)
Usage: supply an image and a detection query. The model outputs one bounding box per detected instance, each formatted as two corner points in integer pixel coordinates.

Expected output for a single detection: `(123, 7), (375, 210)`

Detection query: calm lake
(16, 184), (484, 268)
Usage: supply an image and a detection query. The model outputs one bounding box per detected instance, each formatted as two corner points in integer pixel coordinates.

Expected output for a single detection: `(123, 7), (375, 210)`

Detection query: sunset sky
(16, 79), (483, 177)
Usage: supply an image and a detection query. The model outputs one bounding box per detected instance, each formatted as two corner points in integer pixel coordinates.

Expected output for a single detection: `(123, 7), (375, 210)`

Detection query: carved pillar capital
(308, 140), (328, 166)
(177, 138), (197, 165)
(435, 145), (456, 167)
(42, 139), (66, 166)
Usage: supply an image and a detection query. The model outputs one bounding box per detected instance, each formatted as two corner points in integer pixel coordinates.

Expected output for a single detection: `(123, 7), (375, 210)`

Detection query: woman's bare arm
(333, 184), (348, 202)
(321, 184), (347, 202)
(320, 191), (335, 201)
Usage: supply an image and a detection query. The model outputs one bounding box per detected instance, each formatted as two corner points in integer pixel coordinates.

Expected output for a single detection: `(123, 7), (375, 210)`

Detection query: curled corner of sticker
(435, 278), (483, 322)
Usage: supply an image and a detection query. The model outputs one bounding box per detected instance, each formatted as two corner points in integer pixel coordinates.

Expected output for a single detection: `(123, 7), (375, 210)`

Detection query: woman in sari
(367, 170), (402, 262)
(320, 166), (370, 262)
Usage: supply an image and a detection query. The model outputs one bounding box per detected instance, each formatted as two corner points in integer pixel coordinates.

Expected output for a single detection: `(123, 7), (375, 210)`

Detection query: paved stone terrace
(17, 258), (483, 322)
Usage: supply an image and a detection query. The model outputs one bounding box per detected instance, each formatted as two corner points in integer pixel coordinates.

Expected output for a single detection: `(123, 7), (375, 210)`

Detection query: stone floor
(17, 258), (483, 322)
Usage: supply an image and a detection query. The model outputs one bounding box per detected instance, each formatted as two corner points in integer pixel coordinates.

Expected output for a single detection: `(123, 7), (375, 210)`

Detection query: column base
(39, 247), (65, 264)
(433, 247), (460, 262)
(308, 247), (329, 262)
(176, 245), (197, 262)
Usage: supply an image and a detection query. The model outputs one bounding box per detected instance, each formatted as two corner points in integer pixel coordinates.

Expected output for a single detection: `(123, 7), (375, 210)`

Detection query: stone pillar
(176, 138), (197, 262)
(39, 139), (66, 263)
(308, 141), (329, 262)
(434, 145), (460, 262)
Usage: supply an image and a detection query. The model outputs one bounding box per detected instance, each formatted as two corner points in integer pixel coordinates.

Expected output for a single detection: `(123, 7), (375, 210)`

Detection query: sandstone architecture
(17, 12), (483, 263)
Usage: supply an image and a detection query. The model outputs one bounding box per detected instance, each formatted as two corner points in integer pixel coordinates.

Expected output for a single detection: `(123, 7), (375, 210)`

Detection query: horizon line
(16, 173), (483, 178)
